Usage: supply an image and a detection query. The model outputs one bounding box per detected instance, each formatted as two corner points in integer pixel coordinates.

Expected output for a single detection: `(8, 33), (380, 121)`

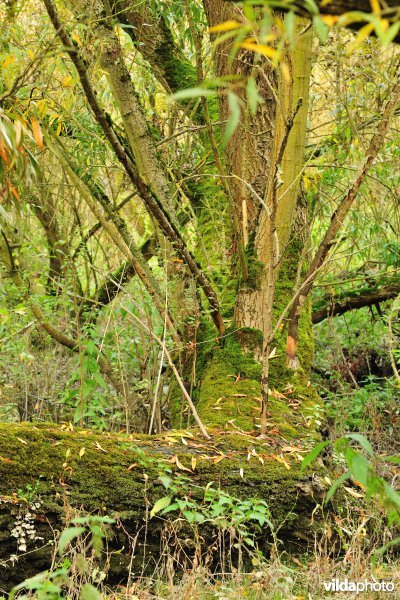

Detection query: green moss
(193, 332), (320, 439)
(242, 234), (265, 290)
(0, 422), (329, 591)
(156, 28), (219, 124)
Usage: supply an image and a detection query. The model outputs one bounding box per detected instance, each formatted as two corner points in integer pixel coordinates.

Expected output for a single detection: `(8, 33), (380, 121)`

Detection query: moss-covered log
(0, 423), (327, 592)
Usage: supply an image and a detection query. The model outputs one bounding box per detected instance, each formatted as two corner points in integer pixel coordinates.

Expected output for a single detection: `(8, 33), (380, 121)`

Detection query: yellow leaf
(274, 15), (285, 31)
(3, 55), (15, 68)
(191, 456), (197, 470)
(320, 15), (339, 26)
(209, 20), (242, 33)
(79, 447), (86, 458)
(94, 441), (107, 452)
(9, 184), (20, 203)
(379, 18), (389, 32)
(71, 32), (82, 46)
(62, 75), (73, 87)
(370, 0), (381, 14)
(239, 41), (276, 59)
(281, 445), (305, 453)
(56, 121), (62, 136)
(344, 486), (364, 498)
(175, 456), (192, 472)
(346, 23), (375, 55)
(273, 454), (291, 470)
(16, 437), (28, 445)
(239, 467), (244, 478)
(37, 99), (47, 116)
(49, 114), (59, 126)
(14, 120), (22, 147)
(280, 62), (291, 83)
(213, 455), (226, 464)
(181, 437), (188, 446)
(0, 455), (14, 464)
(31, 117), (44, 149)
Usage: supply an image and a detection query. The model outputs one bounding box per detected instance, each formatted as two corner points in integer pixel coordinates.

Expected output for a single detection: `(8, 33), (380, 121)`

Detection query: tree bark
(312, 280), (400, 323)
(193, 3), (318, 435)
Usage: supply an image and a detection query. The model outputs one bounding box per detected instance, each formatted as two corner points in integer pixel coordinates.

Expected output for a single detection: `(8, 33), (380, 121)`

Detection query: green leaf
(9, 573), (49, 599)
(246, 78), (263, 116)
(150, 496), (171, 518)
(172, 87), (216, 101)
(324, 471), (351, 504)
(345, 433), (374, 457)
(193, 511), (206, 523)
(300, 440), (330, 471)
(92, 370), (107, 388)
(85, 340), (96, 356)
(158, 475), (172, 489)
(383, 456), (400, 464)
(80, 583), (101, 600)
(382, 482), (400, 509)
(349, 453), (368, 487)
(313, 16), (330, 45)
(379, 21), (400, 46)
(372, 536), (400, 564)
(161, 502), (180, 514)
(183, 510), (195, 523)
(223, 92), (241, 146)
(285, 11), (295, 42)
(58, 526), (86, 554)
(303, 0), (320, 15)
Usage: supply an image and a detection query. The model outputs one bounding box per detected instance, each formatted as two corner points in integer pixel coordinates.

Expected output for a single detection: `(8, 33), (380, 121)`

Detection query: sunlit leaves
(150, 496), (172, 518)
(209, 20), (243, 33)
(0, 111), (39, 208)
(302, 433), (400, 535)
(31, 117), (44, 149)
(239, 40), (276, 59)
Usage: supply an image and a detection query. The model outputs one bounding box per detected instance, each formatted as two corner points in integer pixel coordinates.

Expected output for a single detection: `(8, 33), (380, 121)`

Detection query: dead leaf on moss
(0, 456), (14, 463)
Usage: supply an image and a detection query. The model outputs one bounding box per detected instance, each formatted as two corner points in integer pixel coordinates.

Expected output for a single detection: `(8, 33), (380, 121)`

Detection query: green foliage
(152, 473), (274, 549)
(17, 480), (41, 504)
(9, 515), (114, 599)
(61, 340), (108, 430)
(302, 433), (400, 556)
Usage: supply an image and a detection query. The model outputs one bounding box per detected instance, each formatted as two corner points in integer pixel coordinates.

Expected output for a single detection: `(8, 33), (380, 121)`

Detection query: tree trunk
(191, 5), (319, 436)
(0, 423), (327, 592)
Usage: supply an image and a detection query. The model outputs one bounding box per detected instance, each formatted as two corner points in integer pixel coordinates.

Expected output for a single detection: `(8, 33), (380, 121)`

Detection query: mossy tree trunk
(37, 0), (320, 435)
(196, 5), (318, 436)
(0, 423), (326, 592)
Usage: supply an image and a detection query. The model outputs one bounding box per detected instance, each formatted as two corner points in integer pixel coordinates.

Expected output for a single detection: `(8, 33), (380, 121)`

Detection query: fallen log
(0, 423), (326, 592)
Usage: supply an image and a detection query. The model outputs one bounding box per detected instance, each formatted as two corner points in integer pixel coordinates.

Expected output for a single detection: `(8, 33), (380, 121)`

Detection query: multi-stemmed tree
(1, 0), (400, 436)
